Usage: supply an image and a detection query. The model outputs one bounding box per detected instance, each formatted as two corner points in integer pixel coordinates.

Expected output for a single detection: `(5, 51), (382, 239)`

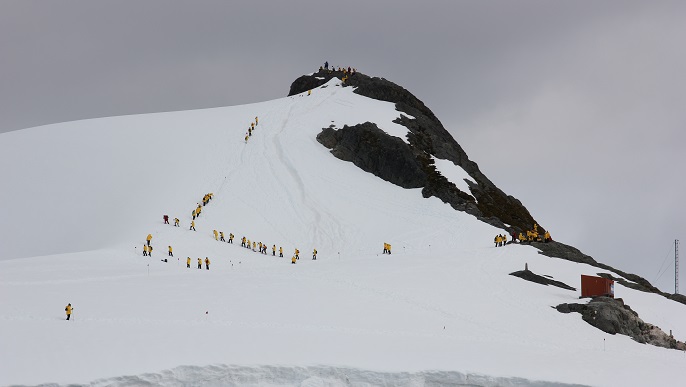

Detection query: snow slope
(1, 78), (685, 386)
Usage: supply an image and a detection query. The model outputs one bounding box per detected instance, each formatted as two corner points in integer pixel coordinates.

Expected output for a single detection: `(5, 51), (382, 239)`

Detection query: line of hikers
(184, 257), (210, 270)
(213, 230), (234, 243)
(148, 188), (325, 267)
(494, 224), (552, 247)
(244, 116), (259, 143)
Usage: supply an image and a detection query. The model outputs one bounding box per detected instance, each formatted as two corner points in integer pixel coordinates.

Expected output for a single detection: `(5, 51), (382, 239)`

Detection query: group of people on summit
(494, 223), (552, 247)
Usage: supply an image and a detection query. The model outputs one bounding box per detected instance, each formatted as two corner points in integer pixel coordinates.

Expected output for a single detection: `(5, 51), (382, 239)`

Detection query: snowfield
(1, 78), (685, 386)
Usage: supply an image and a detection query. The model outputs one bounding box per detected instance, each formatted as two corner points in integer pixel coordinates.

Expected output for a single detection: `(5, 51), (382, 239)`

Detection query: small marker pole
(603, 338), (606, 352)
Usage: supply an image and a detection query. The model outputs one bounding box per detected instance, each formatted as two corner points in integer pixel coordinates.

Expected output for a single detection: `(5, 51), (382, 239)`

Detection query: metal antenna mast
(676, 239), (680, 294)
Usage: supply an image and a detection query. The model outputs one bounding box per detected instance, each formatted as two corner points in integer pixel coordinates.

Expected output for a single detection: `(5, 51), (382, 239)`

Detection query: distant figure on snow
(168, 246), (173, 257)
(197, 258), (202, 269)
(163, 215), (169, 224)
(187, 257), (191, 268)
(65, 303), (73, 320)
(205, 257), (210, 270)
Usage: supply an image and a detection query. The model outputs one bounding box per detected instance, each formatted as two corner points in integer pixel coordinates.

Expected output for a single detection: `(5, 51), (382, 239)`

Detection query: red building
(580, 275), (614, 298)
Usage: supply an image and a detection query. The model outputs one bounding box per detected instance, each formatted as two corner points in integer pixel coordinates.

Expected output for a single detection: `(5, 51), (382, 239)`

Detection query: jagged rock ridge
(291, 69), (537, 234)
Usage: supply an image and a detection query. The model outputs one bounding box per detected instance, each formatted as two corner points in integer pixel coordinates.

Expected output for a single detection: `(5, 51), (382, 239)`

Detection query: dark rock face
(316, 123), (427, 188)
(510, 269), (576, 291)
(556, 297), (686, 350)
(295, 70), (538, 233)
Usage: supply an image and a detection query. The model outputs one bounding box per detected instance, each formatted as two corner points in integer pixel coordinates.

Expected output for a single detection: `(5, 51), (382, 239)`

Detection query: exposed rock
(316, 123), (427, 188)
(294, 69), (686, 309)
(556, 297), (686, 350)
(295, 69), (538, 234)
(510, 269), (576, 291)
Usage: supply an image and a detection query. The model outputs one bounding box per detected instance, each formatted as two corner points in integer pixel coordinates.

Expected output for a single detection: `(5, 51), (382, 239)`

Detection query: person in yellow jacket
(168, 246), (173, 257)
(146, 234), (152, 246)
(143, 244), (148, 256)
(186, 257), (191, 268)
(205, 257), (210, 270)
(291, 256), (297, 264)
(519, 232), (526, 243)
(255, 116), (258, 126)
(534, 223), (538, 232)
(229, 233), (234, 244)
(65, 303), (73, 320)
(252, 241), (256, 251)
(220, 231), (225, 242)
(197, 258), (202, 269)
(308, 89), (312, 96)
(190, 221), (196, 231)
(387, 244), (392, 254)
(241, 236), (246, 247)
(294, 248), (300, 260)
(272, 245), (276, 256)
(383, 243), (388, 254)
(544, 231), (552, 243)
(279, 246), (283, 257)
(494, 235), (501, 247)
(174, 218), (180, 227)
(312, 248), (317, 260)
(251, 122), (255, 130)
(213, 230), (218, 241)
(501, 234), (507, 246)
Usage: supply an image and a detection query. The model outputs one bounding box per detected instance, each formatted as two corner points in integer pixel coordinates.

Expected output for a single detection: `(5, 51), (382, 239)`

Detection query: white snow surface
(431, 157), (475, 196)
(1, 79), (686, 386)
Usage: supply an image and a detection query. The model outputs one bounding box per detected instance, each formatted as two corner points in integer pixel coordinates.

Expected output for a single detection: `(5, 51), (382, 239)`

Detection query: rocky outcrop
(294, 69), (685, 307)
(556, 297), (686, 350)
(510, 268), (576, 291)
(295, 70), (538, 233)
(316, 123), (427, 188)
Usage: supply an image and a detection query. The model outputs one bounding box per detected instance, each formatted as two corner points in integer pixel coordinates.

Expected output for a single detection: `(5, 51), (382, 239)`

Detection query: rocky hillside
(291, 69), (537, 236)
(290, 69), (685, 308)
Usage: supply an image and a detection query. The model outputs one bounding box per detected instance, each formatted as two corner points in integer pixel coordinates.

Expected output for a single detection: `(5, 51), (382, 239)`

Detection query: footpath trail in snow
(1, 79), (686, 387)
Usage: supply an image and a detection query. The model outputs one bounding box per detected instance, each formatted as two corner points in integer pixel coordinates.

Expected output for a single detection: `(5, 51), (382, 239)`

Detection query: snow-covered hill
(1, 78), (685, 386)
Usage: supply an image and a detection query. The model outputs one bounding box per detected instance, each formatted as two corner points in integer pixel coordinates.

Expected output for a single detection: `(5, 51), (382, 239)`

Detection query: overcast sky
(2, 1), (684, 292)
